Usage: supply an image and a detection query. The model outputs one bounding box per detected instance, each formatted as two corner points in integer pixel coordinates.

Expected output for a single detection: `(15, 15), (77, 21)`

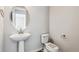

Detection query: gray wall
(3, 6), (49, 52)
(0, 7), (4, 52)
(49, 6), (79, 52)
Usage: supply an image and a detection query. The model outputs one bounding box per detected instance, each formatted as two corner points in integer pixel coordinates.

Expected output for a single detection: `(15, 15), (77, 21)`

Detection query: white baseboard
(28, 47), (42, 52)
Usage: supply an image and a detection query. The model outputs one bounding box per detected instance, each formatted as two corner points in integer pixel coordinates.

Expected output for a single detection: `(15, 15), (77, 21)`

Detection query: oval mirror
(10, 6), (29, 33)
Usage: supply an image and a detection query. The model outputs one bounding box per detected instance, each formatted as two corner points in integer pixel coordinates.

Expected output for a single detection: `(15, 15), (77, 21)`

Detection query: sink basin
(10, 33), (31, 41)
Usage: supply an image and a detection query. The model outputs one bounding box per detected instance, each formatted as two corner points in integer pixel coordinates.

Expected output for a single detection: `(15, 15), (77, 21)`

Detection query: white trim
(28, 47), (42, 52)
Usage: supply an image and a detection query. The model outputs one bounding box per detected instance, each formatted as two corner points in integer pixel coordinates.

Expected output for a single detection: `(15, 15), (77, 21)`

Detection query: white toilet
(41, 33), (59, 52)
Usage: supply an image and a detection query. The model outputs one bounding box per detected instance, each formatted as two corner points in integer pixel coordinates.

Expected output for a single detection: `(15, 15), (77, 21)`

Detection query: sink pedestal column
(17, 41), (24, 52)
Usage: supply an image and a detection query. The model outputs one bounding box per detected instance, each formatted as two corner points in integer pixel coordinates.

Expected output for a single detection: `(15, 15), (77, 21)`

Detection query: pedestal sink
(10, 33), (31, 52)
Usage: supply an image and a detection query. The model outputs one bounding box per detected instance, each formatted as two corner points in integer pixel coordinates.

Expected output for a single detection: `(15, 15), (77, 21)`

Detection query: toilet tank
(41, 33), (49, 44)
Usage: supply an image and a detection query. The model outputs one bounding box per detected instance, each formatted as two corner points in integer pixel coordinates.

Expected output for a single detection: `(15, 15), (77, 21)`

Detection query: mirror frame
(10, 6), (29, 32)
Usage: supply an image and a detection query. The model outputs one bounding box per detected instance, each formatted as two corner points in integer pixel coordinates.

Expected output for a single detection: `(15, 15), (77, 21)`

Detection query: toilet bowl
(43, 42), (59, 52)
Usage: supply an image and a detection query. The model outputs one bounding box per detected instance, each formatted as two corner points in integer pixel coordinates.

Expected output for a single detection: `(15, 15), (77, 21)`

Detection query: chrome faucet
(17, 28), (24, 34)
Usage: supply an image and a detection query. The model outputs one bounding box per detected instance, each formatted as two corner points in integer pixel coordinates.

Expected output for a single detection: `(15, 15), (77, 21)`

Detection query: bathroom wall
(0, 7), (4, 52)
(3, 6), (49, 52)
(0, 6), (4, 52)
(49, 6), (79, 52)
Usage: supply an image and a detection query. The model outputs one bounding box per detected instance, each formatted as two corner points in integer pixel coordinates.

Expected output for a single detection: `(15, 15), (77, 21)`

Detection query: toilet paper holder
(61, 33), (67, 39)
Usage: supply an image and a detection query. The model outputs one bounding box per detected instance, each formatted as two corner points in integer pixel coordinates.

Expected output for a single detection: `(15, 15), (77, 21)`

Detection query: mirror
(10, 6), (29, 33)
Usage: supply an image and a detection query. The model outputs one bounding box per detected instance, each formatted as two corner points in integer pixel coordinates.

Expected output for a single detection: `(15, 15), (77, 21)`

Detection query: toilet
(41, 33), (59, 52)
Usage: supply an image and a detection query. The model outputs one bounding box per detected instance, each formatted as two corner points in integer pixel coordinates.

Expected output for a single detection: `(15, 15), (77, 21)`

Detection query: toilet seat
(45, 42), (59, 52)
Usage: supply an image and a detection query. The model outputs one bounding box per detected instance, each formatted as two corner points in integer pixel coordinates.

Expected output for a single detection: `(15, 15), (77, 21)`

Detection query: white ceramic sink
(10, 33), (31, 41)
